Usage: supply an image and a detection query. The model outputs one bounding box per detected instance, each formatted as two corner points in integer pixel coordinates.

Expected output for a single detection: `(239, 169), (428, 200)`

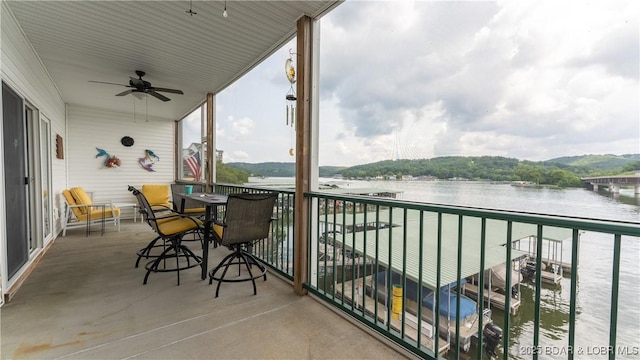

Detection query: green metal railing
(207, 183), (638, 359)
(303, 191), (639, 360)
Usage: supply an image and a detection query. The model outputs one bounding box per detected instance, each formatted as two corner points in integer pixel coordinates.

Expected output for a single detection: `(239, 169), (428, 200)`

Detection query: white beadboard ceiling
(6, 1), (340, 121)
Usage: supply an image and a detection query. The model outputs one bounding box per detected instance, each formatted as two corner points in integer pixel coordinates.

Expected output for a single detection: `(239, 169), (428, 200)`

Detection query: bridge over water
(582, 174), (640, 194)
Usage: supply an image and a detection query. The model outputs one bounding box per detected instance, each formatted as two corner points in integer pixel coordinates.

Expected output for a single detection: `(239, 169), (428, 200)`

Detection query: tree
(622, 161), (640, 173)
(216, 162), (249, 184)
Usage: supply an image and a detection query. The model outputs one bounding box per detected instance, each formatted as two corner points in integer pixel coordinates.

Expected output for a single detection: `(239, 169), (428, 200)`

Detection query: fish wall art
(138, 149), (159, 172)
(95, 147), (121, 168)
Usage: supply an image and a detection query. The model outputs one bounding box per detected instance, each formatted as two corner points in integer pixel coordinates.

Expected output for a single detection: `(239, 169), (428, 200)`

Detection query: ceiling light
(223, 1), (228, 18)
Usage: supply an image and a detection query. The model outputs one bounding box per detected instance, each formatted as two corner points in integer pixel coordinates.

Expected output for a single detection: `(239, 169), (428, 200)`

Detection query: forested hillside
(223, 154), (639, 187)
(227, 162), (346, 178)
(546, 154), (639, 171)
(216, 161), (250, 184)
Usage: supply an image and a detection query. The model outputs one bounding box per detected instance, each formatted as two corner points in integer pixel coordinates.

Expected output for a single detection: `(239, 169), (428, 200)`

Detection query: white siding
(67, 105), (174, 219)
(1, 3), (67, 298)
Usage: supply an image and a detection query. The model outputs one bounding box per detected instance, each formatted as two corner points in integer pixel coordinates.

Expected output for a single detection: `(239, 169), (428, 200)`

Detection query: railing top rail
(306, 191), (640, 236)
(213, 182), (296, 195)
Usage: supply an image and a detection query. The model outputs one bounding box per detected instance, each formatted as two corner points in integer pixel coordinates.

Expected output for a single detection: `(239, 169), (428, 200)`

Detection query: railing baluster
(316, 198), (322, 291)
(341, 202), (347, 307)
(533, 225), (544, 360)
(455, 214), (463, 360)
(323, 198), (328, 295)
(609, 234), (622, 360)
(477, 218), (486, 360)
(503, 221), (513, 360)
(351, 202), (357, 313)
(401, 208), (408, 340)
(568, 229), (579, 360)
(374, 204), (380, 326)
(386, 207), (393, 332)
(363, 204), (368, 318)
(417, 210), (424, 351)
(435, 212), (442, 357)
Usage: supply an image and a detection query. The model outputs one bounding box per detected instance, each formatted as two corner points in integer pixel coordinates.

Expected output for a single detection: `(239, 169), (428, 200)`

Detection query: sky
(209, 0), (638, 167)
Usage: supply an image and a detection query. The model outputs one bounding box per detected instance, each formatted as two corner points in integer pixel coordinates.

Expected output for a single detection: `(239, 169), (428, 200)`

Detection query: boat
(465, 262), (524, 314)
(511, 181), (539, 187)
(487, 262), (523, 290)
(370, 270), (498, 353)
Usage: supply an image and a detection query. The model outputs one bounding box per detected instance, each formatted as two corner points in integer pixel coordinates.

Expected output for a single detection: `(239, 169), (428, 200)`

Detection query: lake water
(249, 177), (640, 358)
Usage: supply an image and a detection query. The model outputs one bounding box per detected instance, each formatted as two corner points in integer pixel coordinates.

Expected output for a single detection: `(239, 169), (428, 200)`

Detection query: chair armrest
(67, 203), (89, 208)
(151, 204), (173, 211)
(91, 201), (113, 206)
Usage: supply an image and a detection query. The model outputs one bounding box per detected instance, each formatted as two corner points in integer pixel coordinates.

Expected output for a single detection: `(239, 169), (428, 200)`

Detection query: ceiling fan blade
(115, 89), (134, 96)
(147, 90), (171, 102)
(152, 87), (184, 95)
(89, 80), (129, 87)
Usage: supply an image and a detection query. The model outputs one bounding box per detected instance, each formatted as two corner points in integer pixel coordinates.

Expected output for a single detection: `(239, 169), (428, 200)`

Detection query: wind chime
(285, 49), (296, 156)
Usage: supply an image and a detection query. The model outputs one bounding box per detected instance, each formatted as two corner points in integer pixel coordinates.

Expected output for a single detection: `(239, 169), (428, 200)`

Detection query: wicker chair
(208, 192), (278, 297)
(130, 186), (204, 285)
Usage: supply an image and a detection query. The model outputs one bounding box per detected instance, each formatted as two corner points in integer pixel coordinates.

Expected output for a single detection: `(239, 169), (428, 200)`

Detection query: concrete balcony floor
(1, 221), (404, 359)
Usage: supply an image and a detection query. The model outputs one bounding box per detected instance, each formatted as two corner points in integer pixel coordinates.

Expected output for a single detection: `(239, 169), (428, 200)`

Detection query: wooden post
(173, 122), (179, 181)
(206, 93), (215, 189)
(293, 15), (313, 296)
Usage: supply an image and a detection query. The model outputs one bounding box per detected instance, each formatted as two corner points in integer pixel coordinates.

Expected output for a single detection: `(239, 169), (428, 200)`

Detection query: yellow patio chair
(62, 187), (121, 236)
(130, 186), (203, 285)
(141, 184), (172, 213)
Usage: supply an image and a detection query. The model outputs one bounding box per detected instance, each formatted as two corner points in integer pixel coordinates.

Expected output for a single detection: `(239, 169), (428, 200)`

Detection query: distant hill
(545, 154), (640, 171)
(225, 154), (639, 188)
(227, 162), (346, 178)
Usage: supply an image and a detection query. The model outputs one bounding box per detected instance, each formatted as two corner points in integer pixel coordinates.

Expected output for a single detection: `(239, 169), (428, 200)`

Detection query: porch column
(206, 93), (215, 188)
(293, 15), (318, 295)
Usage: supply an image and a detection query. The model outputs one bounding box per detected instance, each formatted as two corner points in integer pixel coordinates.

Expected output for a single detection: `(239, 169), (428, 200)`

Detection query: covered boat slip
(337, 277), (452, 356)
(317, 207), (574, 292)
(319, 208), (572, 352)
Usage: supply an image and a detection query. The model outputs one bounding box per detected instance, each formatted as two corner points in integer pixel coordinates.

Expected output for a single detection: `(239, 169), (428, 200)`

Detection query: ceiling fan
(89, 70), (183, 102)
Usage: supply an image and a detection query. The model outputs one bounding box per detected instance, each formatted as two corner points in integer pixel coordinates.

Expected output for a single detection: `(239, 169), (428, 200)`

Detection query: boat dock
(522, 258), (563, 285)
(512, 232), (578, 285)
(462, 283), (521, 315)
(528, 257), (573, 275)
(337, 277), (451, 356)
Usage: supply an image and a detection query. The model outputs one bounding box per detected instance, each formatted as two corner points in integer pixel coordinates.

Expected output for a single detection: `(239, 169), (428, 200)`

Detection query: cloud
(229, 116), (254, 136)
(316, 0), (638, 163)
(216, 0), (638, 166)
(229, 150), (249, 162)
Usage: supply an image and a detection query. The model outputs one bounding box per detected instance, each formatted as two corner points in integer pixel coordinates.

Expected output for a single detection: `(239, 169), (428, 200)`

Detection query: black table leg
(201, 203), (212, 280)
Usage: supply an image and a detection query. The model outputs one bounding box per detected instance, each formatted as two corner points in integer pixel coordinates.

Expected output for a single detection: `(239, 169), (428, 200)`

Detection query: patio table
(173, 192), (228, 279)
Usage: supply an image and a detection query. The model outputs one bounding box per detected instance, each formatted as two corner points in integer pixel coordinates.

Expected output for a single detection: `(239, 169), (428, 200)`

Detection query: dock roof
(321, 208), (572, 289)
(319, 188), (403, 196)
